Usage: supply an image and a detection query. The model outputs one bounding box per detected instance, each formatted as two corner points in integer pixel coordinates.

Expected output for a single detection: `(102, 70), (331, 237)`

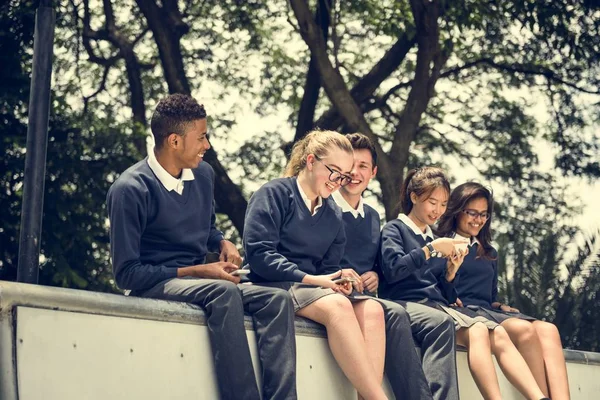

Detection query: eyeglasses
(314, 156), (352, 187)
(462, 209), (491, 220)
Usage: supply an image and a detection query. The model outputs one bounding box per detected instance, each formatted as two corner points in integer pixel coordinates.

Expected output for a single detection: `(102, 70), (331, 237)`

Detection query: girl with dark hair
(379, 167), (550, 400)
(438, 182), (570, 399)
(244, 130), (389, 400)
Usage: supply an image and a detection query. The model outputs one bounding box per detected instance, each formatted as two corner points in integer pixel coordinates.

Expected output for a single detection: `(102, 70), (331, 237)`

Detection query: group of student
(107, 93), (570, 400)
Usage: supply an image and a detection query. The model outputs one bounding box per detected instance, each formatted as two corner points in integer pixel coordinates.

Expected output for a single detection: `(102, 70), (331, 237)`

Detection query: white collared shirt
(453, 232), (480, 247)
(397, 213), (434, 241)
(296, 180), (322, 216)
(331, 190), (365, 219)
(147, 149), (195, 195)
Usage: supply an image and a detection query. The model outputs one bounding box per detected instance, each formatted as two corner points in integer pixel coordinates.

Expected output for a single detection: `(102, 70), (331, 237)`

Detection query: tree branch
(439, 58), (600, 95)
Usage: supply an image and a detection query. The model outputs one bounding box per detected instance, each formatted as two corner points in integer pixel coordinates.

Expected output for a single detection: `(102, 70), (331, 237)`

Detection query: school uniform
(378, 214), (460, 400)
(107, 152), (297, 400)
(448, 233), (536, 323)
(243, 177), (346, 310)
(332, 192), (434, 400)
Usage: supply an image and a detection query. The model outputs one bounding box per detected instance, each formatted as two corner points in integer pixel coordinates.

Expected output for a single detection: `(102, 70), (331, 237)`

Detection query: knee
(385, 303), (411, 325)
(535, 321), (561, 343)
(323, 295), (355, 323)
(512, 321), (537, 346)
(267, 288), (294, 311)
(491, 326), (512, 348)
(215, 280), (240, 296)
(436, 312), (456, 333)
(363, 300), (385, 324)
(201, 281), (242, 307)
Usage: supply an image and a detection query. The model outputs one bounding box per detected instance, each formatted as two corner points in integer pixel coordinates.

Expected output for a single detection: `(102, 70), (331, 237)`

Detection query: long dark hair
(399, 167), (451, 214)
(437, 182), (495, 259)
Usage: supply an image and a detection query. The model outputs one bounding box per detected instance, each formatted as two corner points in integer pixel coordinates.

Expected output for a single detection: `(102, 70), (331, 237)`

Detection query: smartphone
(333, 277), (356, 285)
(231, 269), (250, 277)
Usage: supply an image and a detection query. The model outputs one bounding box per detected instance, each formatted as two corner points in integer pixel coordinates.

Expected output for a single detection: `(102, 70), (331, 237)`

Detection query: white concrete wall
(12, 306), (600, 400)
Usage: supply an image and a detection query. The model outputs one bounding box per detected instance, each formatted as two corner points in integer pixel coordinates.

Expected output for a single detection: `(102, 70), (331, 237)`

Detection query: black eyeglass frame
(462, 209), (491, 220)
(314, 156), (352, 187)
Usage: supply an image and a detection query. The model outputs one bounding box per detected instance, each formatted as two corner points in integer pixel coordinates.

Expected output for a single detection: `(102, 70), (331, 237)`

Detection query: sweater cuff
(291, 269), (308, 282)
(164, 266), (179, 281)
(409, 247), (427, 269)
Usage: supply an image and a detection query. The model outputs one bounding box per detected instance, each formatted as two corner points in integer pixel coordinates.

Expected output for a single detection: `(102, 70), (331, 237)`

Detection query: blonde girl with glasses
(437, 182), (570, 400)
(243, 130), (389, 400)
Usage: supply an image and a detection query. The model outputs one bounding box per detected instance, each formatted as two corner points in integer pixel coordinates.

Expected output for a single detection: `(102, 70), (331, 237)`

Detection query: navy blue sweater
(340, 204), (381, 275)
(378, 219), (454, 303)
(243, 177), (346, 282)
(453, 245), (498, 308)
(107, 160), (224, 291)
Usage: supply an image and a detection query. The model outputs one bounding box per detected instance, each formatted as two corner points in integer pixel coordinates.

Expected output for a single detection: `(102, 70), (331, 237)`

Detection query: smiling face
(172, 118), (210, 169)
(456, 197), (489, 237)
(306, 147), (353, 199)
(410, 187), (449, 226)
(340, 148), (377, 197)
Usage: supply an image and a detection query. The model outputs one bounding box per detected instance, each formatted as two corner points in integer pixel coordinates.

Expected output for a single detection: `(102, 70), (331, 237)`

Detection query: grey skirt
(462, 305), (537, 324)
(259, 282), (375, 312)
(387, 299), (499, 331)
(439, 305), (499, 330)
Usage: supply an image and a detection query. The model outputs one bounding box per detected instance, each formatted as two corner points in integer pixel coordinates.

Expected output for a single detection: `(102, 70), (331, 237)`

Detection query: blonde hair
(284, 130), (353, 177)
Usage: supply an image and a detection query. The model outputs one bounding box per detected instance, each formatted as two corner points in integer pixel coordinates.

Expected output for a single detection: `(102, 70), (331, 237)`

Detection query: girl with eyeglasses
(437, 182), (570, 400)
(243, 130), (389, 400)
(378, 167), (550, 400)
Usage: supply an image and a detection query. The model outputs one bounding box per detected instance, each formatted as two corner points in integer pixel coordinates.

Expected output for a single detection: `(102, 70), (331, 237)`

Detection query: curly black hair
(150, 94), (207, 148)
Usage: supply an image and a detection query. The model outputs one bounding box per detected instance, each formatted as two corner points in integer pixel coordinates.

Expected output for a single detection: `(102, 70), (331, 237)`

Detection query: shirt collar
(453, 232), (480, 247)
(147, 149), (194, 194)
(397, 213), (434, 240)
(331, 191), (365, 218)
(296, 179), (322, 216)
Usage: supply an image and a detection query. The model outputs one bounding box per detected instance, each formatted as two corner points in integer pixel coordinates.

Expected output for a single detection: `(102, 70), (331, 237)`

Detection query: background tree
(1, 0), (599, 350)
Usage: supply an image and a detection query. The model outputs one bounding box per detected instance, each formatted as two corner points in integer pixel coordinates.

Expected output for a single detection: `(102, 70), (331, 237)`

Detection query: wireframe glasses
(462, 209), (491, 220)
(314, 157), (352, 187)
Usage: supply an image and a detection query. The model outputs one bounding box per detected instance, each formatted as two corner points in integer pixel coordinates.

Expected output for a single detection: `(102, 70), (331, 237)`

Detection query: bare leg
(353, 300), (386, 400)
(490, 326), (546, 400)
(456, 323), (502, 400)
(502, 318), (549, 396)
(533, 321), (570, 400)
(297, 294), (388, 400)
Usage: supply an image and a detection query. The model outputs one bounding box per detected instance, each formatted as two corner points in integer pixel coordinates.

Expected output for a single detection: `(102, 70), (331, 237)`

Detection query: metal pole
(17, 0), (55, 284)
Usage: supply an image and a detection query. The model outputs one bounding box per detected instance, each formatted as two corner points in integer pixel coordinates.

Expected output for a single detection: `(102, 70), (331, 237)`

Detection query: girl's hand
(302, 270), (342, 290)
(431, 238), (469, 257)
(446, 248), (468, 282)
(500, 304), (520, 313)
(342, 268), (363, 293)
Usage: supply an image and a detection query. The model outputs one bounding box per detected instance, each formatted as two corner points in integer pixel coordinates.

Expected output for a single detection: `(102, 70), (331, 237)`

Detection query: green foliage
(0, 2), (144, 291)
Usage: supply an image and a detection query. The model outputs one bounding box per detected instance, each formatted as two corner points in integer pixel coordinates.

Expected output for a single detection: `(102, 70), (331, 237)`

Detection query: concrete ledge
(0, 281), (596, 363)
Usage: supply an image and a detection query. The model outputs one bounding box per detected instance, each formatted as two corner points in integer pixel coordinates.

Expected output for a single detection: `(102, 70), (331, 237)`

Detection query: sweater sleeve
(379, 222), (427, 284)
(491, 254), (499, 304)
(319, 222), (346, 274)
(436, 259), (458, 304)
(243, 185), (307, 282)
(107, 181), (177, 291)
(206, 198), (225, 252)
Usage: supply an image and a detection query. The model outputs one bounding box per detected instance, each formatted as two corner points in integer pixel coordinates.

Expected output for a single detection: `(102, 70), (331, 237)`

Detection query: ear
(371, 165), (378, 178)
(306, 153), (316, 169)
(167, 133), (179, 149)
(410, 192), (418, 204)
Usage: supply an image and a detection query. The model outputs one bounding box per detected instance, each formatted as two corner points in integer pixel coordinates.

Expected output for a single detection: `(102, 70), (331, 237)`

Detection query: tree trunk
(135, 0), (248, 234)
(286, 0), (332, 157)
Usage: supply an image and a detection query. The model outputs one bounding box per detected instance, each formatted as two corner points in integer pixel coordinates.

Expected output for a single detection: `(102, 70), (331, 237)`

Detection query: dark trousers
(372, 298), (434, 400)
(140, 278), (297, 400)
(396, 301), (460, 400)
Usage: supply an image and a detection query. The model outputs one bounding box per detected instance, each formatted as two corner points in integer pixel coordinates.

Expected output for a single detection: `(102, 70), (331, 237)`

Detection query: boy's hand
(219, 240), (243, 266)
(361, 271), (379, 293)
